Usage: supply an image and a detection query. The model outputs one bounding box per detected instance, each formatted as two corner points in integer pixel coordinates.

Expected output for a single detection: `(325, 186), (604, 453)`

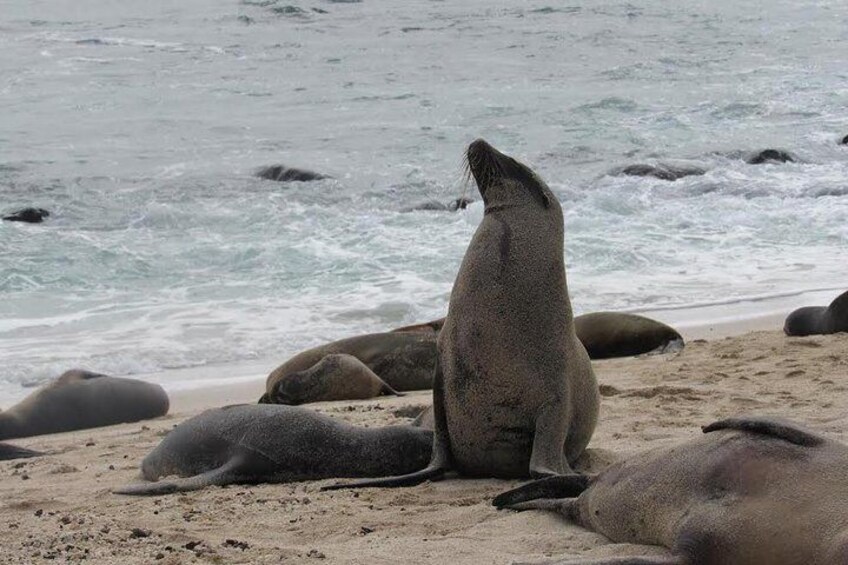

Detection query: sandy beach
(2, 325), (846, 564)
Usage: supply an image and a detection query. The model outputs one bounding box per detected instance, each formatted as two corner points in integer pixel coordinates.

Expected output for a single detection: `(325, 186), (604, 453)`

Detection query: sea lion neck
(466, 139), (551, 209)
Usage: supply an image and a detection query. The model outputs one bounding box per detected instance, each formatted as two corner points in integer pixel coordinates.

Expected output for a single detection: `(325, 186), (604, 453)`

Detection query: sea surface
(2, 0), (847, 403)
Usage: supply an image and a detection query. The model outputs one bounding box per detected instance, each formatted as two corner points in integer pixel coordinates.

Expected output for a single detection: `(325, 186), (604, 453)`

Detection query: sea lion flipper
(113, 457), (243, 496)
(529, 402), (572, 476)
(0, 443), (43, 461)
(492, 474), (592, 508)
(321, 364), (452, 490)
(702, 417), (825, 447)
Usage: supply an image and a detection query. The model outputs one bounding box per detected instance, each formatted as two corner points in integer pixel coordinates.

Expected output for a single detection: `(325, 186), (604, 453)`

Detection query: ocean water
(2, 0), (847, 403)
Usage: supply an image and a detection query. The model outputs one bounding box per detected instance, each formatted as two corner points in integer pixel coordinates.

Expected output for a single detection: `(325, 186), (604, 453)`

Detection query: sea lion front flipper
(529, 401), (572, 476)
(321, 363), (452, 490)
(0, 443), (43, 461)
(702, 416), (825, 447)
(492, 474), (592, 508)
(113, 456), (244, 496)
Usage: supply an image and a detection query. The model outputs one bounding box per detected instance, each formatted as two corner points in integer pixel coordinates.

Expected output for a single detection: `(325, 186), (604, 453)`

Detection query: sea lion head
(268, 369), (323, 405)
(465, 139), (552, 210)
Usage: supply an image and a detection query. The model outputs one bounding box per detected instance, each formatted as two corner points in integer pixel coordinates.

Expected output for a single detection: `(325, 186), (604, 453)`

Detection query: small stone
(306, 549), (326, 559)
(34, 509), (43, 517)
(130, 528), (150, 539)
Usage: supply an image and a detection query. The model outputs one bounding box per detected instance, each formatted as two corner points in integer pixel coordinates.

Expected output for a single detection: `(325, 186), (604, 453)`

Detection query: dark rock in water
(615, 163), (706, 181)
(3, 207), (50, 223)
(0, 443), (43, 461)
(255, 165), (328, 182)
(746, 149), (794, 165)
(402, 197), (474, 212)
(840, 134), (848, 145)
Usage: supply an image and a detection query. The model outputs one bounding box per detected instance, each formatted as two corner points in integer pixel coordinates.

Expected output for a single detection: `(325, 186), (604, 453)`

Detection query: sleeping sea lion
(784, 289), (848, 336)
(495, 416), (848, 565)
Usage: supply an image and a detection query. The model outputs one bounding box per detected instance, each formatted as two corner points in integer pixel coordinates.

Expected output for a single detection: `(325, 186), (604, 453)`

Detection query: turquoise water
(2, 0), (847, 401)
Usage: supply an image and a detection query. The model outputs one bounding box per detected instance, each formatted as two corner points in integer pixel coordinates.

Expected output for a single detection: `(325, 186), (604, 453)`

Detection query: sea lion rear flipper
(513, 556), (682, 565)
(0, 443), (44, 461)
(321, 364), (452, 490)
(379, 382), (405, 397)
(113, 457), (243, 496)
(492, 474), (593, 509)
(702, 416), (824, 447)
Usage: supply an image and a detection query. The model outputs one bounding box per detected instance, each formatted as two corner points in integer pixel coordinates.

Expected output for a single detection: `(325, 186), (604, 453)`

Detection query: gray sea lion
(0, 370), (169, 440)
(262, 331), (437, 404)
(494, 416), (848, 565)
(0, 443), (43, 460)
(784, 289), (848, 336)
(2, 207), (50, 223)
(114, 404), (432, 496)
(270, 353), (404, 405)
(255, 165), (328, 182)
(614, 163), (706, 181)
(324, 139), (599, 489)
(746, 149), (794, 164)
(573, 312), (684, 359)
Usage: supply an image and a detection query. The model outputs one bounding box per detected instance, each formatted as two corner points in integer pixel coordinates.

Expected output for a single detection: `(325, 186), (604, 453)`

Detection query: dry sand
(2, 329), (847, 564)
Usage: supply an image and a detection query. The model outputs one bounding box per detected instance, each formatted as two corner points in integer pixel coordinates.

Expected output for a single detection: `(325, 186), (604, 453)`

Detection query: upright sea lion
(2, 207), (50, 223)
(573, 312), (684, 359)
(270, 353), (404, 405)
(262, 331), (437, 404)
(746, 149), (795, 164)
(784, 289), (848, 336)
(324, 139), (599, 489)
(614, 163), (706, 181)
(115, 404), (432, 496)
(0, 370), (169, 440)
(494, 416), (848, 565)
(255, 165), (327, 182)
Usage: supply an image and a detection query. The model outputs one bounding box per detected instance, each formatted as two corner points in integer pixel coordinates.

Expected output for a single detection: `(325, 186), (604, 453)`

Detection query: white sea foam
(2, 0), (848, 402)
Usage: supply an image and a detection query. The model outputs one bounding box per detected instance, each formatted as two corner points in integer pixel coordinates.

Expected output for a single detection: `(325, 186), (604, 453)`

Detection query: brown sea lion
(392, 312), (684, 360)
(573, 312), (684, 359)
(269, 353), (404, 404)
(784, 289), (848, 336)
(0, 370), (169, 440)
(495, 416), (848, 565)
(262, 331), (437, 404)
(324, 139), (599, 489)
(115, 404), (432, 496)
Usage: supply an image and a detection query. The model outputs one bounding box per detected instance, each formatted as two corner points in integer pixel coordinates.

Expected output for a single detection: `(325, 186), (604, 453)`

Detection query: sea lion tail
(491, 474), (592, 509)
(320, 464), (447, 491)
(702, 417), (824, 447)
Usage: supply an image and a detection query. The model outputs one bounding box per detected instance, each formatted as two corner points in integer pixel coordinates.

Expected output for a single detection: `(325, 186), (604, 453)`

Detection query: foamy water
(2, 0), (848, 403)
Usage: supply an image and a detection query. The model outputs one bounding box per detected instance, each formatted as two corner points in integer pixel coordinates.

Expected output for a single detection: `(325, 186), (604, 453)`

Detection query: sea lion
(494, 416), (848, 565)
(2, 207), (50, 223)
(391, 313), (684, 360)
(0, 370), (169, 440)
(0, 443), (43, 461)
(573, 312), (684, 359)
(784, 289), (848, 336)
(324, 139), (599, 489)
(255, 165), (327, 182)
(391, 317), (446, 334)
(614, 163), (706, 181)
(746, 149), (795, 164)
(270, 353), (404, 405)
(402, 197), (475, 212)
(262, 331), (437, 404)
(114, 404), (432, 496)
(841, 134), (848, 145)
